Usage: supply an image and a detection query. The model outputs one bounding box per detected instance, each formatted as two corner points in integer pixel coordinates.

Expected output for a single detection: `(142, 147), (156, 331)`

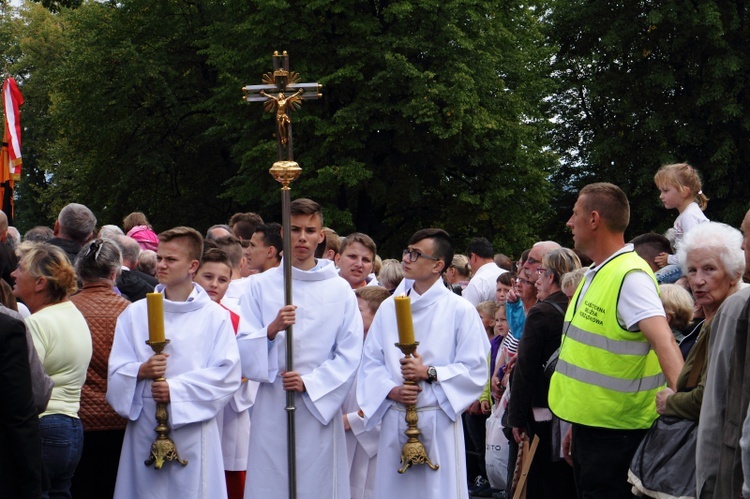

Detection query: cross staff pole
(243, 51), (321, 499)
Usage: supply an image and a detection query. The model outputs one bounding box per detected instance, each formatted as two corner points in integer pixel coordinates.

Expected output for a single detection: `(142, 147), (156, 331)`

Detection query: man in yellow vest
(548, 182), (684, 499)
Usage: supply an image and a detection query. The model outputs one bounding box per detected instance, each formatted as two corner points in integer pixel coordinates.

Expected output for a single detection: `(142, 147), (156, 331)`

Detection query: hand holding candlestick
(393, 294), (439, 474)
(144, 292), (187, 469)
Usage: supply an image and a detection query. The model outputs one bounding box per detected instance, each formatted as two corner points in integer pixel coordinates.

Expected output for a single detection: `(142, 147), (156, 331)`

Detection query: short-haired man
(237, 199), (363, 498)
(114, 235), (156, 302)
(206, 224), (233, 240)
(107, 227), (241, 498)
(548, 183), (683, 498)
(48, 203), (97, 262)
(336, 232), (377, 289)
(229, 212), (264, 241)
(243, 223), (282, 275)
(462, 237), (507, 306)
(357, 228), (489, 499)
(631, 232), (673, 273)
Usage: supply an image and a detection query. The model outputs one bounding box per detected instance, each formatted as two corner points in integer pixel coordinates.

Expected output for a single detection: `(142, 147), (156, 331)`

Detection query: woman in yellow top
(12, 242), (92, 499)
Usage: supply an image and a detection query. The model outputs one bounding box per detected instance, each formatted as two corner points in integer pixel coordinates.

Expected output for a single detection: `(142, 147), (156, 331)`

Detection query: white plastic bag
(485, 401), (510, 490)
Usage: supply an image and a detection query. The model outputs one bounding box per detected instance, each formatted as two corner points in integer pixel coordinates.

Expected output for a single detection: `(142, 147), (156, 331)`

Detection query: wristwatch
(427, 366), (437, 384)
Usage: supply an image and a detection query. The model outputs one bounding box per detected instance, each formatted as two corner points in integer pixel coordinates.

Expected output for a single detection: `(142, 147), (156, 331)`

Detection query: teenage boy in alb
(193, 247), (256, 499)
(237, 198), (363, 499)
(357, 228), (489, 499)
(107, 227), (241, 499)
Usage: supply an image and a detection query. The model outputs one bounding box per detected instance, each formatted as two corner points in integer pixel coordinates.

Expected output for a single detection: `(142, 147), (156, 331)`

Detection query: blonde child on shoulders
(653, 163), (709, 283)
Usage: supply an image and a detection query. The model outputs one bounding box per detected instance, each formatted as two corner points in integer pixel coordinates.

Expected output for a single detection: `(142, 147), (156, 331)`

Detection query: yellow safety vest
(548, 251), (665, 430)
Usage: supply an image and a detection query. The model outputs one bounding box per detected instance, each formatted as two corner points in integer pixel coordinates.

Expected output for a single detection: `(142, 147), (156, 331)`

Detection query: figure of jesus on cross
(243, 51), (322, 161)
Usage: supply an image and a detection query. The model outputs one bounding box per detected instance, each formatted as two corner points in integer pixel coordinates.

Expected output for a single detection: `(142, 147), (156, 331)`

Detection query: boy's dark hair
(408, 228), (453, 273)
(255, 223), (283, 262)
(496, 272), (513, 286)
(159, 227), (203, 262)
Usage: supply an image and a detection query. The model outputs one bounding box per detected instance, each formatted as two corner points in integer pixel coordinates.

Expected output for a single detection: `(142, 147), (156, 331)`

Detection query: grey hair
(99, 224), (124, 239)
(114, 235), (141, 266)
(58, 203), (97, 244)
(75, 238), (123, 283)
(676, 222), (745, 282)
(542, 248), (582, 286)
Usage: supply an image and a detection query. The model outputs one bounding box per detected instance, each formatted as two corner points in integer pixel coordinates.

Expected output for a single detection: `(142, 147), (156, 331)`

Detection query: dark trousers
(463, 412), (488, 483)
(571, 424), (647, 499)
(70, 429), (125, 499)
(525, 419), (577, 499)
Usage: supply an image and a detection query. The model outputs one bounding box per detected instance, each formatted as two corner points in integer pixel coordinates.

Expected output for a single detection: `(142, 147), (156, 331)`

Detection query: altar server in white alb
(343, 286), (391, 499)
(107, 227), (241, 499)
(357, 228), (489, 499)
(237, 198), (363, 499)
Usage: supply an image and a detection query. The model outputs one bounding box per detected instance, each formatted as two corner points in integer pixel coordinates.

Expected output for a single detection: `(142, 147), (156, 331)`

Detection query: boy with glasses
(357, 228), (489, 499)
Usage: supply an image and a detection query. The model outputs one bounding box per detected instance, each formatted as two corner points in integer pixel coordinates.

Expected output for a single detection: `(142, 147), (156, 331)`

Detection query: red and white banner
(3, 77), (24, 177)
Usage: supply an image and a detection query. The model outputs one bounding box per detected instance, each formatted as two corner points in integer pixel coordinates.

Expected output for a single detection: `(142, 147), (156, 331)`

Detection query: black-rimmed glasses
(402, 248), (439, 262)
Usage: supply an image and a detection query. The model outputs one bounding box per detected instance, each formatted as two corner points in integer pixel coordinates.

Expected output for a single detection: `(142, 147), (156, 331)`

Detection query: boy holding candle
(357, 228), (489, 499)
(106, 227), (241, 499)
(236, 198), (363, 499)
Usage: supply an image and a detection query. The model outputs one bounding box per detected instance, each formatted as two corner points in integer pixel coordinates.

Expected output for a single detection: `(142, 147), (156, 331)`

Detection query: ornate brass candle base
(144, 339), (188, 470)
(395, 342), (439, 474)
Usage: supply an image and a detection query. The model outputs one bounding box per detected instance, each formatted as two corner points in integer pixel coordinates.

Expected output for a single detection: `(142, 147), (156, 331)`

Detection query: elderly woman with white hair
(656, 221), (745, 419)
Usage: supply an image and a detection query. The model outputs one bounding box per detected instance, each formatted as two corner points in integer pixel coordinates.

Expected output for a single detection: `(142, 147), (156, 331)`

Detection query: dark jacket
(507, 290), (569, 429)
(116, 269), (154, 302)
(131, 268), (158, 287)
(715, 294), (750, 498)
(47, 237), (83, 263)
(0, 313), (43, 498)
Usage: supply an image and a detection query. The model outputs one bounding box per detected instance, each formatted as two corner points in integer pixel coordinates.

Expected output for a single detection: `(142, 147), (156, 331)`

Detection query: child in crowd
(491, 304), (518, 403)
(107, 227), (241, 498)
(659, 283), (694, 343)
(653, 163), (709, 283)
(495, 272), (513, 305)
(477, 301), (499, 340)
(343, 286), (391, 499)
(194, 248), (254, 499)
(560, 268), (586, 300)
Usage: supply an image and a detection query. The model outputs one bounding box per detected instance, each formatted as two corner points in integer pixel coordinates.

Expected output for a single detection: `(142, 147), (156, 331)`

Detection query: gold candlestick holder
(144, 339), (188, 469)
(394, 341), (439, 474)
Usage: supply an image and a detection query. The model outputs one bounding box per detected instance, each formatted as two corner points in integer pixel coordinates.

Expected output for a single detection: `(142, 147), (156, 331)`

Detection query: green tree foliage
(19, 0), (240, 232)
(546, 0), (750, 244)
(201, 0), (556, 257)
(9, 0), (555, 256)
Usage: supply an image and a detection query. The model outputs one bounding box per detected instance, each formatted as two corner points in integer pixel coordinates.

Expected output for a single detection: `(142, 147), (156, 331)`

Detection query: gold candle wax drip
(393, 295), (439, 474)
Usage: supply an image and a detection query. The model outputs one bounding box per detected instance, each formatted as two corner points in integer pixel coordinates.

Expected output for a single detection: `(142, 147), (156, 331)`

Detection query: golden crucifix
(243, 51), (322, 161)
(242, 51), (321, 499)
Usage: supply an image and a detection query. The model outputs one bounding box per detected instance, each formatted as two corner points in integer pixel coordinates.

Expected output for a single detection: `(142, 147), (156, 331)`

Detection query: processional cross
(242, 51), (321, 499)
(243, 51), (322, 162)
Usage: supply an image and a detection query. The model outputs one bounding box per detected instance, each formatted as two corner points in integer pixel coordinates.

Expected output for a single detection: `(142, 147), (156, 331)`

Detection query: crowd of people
(1, 164), (750, 499)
